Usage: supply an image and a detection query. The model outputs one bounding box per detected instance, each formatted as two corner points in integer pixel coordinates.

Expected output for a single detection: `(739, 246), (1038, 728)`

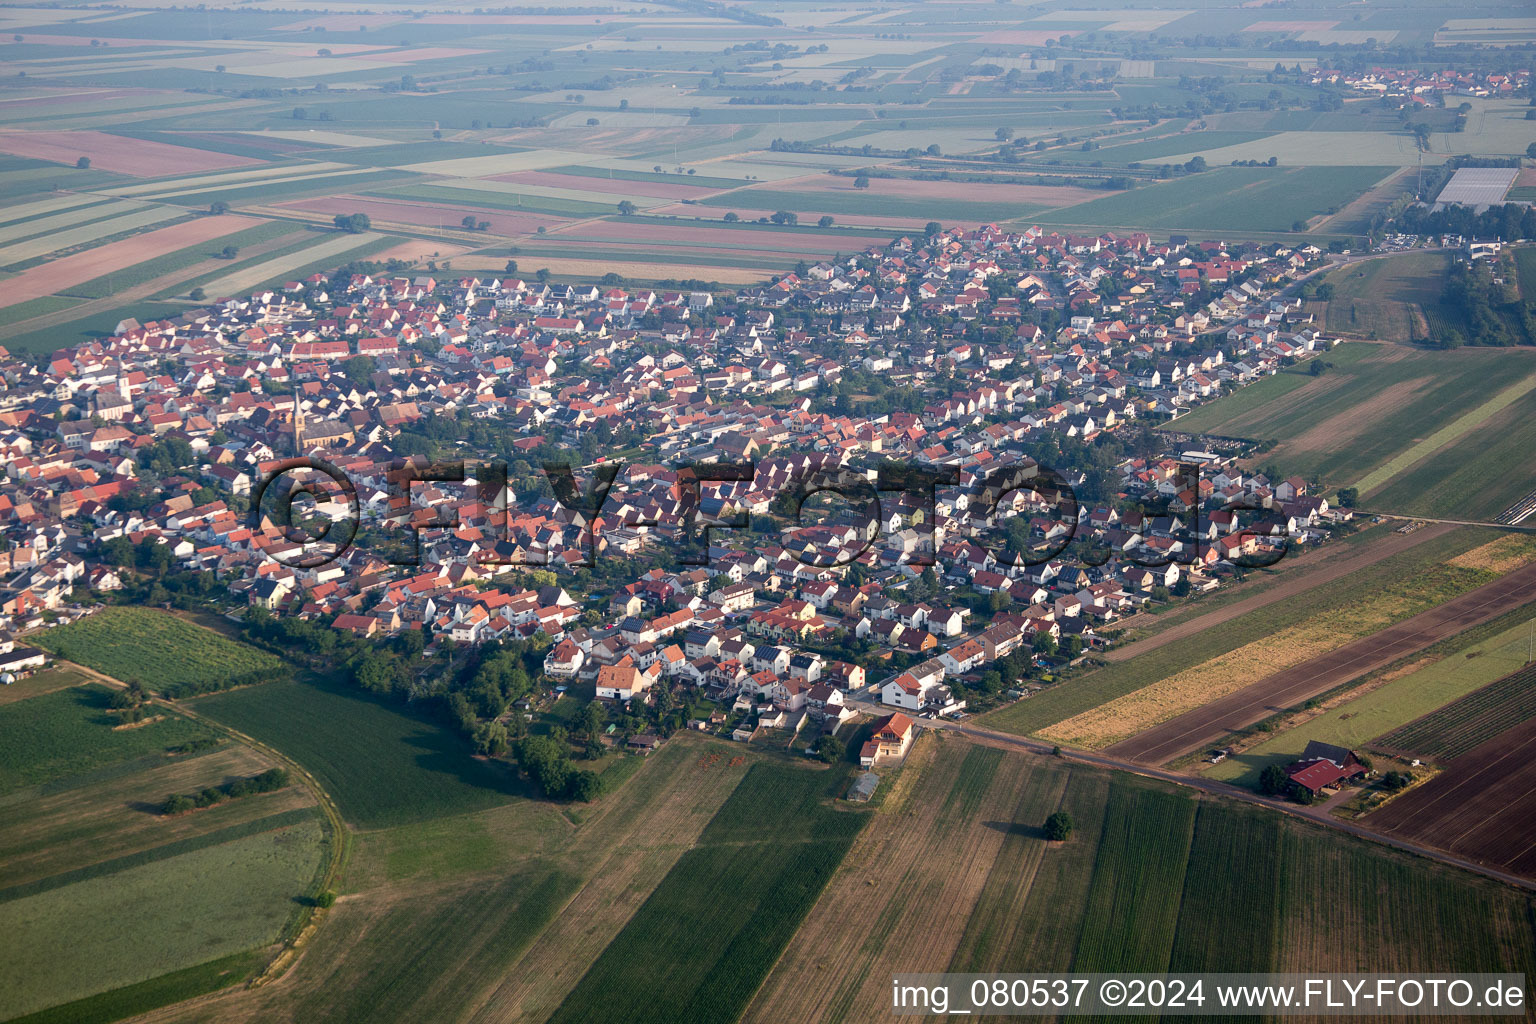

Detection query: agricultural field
(1377, 661), (1536, 762)
(1206, 604), (1536, 788)
(0, 677), (327, 1023)
(1364, 385), (1536, 521)
(748, 739), (1536, 1015)
(1033, 166), (1393, 233)
(546, 760), (866, 1024)
(1313, 251), (1453, 340)
(34, 607), (282, 691)
(0, 3), (1525, 362)
(191, 673), (526, 830)
(138, 734), (756, 1024)
(985, 526), (1496, 739)
(1035, 527), (1528, 750)
(1164, 342), (1536, 498)
(1367, 715), (1536, 878)
(0, 684), (217, 796)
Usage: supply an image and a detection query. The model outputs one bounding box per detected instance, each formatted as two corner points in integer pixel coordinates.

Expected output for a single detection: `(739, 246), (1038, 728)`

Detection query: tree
(342, 354), (375, 383)
(75, 156), (90, 169)
(566, 769), (602, 801)
(770, 210), (798, 226)
(1527, 142), (1536, 160)
(618, 98), (629, 110)
(723, 212), (740, 222)
(333, 212), (370, 233)
(189, 286), (206, 301)
(617, 200), (638, 216)
(1184, 155), (1207, 173)
(1044, 811), (1074, 841)
(817, 735), (845, 764)
(853, 175), (870, 189)
(995, 126), (1014, 141)
(293, 106), (308, 120)
(221, 244), (239, 260)
(586, 118), (599, 126)
(924, 220), (942, 236)
(209, 200), (230, 215)
(817, 215), (834, 228)
(461, 215), (478, 230)
(1258, 764), (1290, 796)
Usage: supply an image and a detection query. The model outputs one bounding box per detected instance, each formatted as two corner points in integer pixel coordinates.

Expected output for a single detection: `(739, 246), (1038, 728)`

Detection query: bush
(161, 793), (196, 815)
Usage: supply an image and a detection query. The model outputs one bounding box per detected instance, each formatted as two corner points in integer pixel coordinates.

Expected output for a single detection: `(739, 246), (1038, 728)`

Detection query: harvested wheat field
(1445, 533), (1536, 574)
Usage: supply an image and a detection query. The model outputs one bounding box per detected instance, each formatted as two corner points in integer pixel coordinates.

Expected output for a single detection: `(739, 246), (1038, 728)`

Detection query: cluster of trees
(511, 734), (601, 800)
(161, 768), (289, 815)
(1393, 201), (1536, 245)
(1430, 259), (1535, 349)
(162, 667), (291, 701)
(333, 213), (371, 234)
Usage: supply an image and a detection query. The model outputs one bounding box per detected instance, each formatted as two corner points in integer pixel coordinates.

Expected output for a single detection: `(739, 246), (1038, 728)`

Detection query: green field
(1165, 343), (1536, 492)
(1517, 247), (1536, 300)
(1207, 609), (1536, 787)
(943, 760), (1536, 982)
(1317, 251), (1452, 340)
(35, 607), (282, 690)
(1034, 166), (1391, 233)
(192, 674), (524, 829)
(0, 685), (217, 796)
(1365, 385), (1536, 519)
(1377, 662), (1536, 762)
(983, 527), (1493, 738)
(547, 761), (866, 1024)
(0, 820), (323, 1020)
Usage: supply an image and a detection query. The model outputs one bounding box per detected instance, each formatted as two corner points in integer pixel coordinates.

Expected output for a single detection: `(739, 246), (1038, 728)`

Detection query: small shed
(847, 772), (880, 803)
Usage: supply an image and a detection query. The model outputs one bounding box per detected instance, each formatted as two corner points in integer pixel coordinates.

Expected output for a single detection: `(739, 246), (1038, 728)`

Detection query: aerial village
(0, 222), (1353, 772)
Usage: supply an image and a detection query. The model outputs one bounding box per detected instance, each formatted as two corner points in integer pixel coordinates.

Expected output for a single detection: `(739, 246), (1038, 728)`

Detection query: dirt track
(1366, 715), (1536, 878)
(1104, 523), (1454, 663)
(1105, 559), (1536, 765)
